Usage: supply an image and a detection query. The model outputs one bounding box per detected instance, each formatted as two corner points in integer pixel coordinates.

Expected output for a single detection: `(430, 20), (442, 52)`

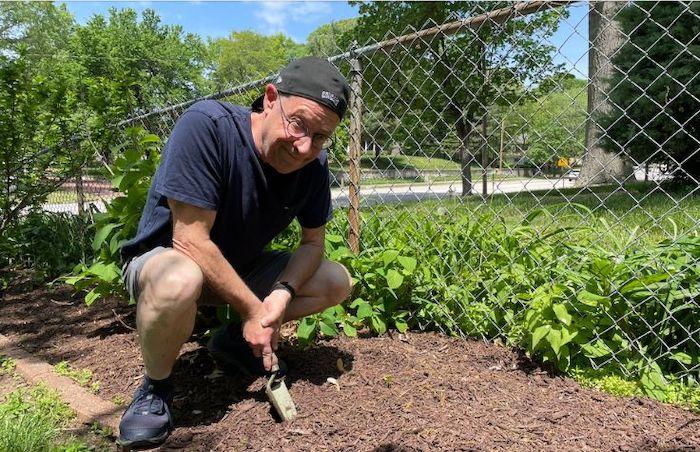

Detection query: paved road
(43, 177), (577, 214)
(330, 177), (577, 207)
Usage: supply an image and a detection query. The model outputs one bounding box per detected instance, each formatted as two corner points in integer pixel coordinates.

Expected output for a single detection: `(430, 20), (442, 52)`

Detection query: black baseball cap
(251, 56), (350, 120)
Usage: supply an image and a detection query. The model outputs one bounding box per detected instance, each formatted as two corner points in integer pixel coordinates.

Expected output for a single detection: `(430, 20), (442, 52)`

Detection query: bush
(289, 204), (700, 404)
(0, 211), (92, 288)
(66, 127), (160, 305)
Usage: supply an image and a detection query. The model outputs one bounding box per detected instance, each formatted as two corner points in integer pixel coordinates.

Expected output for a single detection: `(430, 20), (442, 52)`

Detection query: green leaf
(397, 256), (417, 273)
(356, 302), (374, 320)
(349, 298), (364, 309)
(581, 340), (612, 358)
(552, 303), (572, 326)
(382, 249), (400, 266)
(577, 290), (608, 307)
(87, 262), (120, 281)
(296, 317), (318, 343)
(370, 316), (387, 335)
(342, 321), (357, 337)
(547, 328), (563, 356)
(319, 319), (339, 337)
(670, 352), (693, 365)
(639, 363), (667, 401)
(386, 269), (404, 289)
(531, 325), (551, 350)
(92, 223), (120, 251)
(84, 290), (100, 306)
(394, 320), (408, 333)
(140, 134), (161, 144)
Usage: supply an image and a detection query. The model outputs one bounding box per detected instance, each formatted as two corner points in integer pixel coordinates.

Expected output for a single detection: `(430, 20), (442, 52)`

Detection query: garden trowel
(265, 356), (297, 421)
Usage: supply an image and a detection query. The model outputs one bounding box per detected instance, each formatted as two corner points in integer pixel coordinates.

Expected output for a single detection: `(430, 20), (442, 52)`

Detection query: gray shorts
(123, 246), (292, 305)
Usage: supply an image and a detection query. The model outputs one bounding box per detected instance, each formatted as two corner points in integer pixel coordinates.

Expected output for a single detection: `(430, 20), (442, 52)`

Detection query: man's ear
(263, 84), (279, 113)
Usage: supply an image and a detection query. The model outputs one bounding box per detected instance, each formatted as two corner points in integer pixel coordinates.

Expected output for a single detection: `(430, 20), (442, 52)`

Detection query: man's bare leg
(283, 259), (353, 322)
(135, 249), (203, 380)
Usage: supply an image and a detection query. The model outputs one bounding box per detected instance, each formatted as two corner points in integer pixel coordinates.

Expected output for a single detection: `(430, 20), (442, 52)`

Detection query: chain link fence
(62, 1), (699, 384)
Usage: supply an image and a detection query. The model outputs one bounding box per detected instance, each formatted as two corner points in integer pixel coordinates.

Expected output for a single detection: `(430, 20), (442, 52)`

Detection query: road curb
(0, 333), (121, 435)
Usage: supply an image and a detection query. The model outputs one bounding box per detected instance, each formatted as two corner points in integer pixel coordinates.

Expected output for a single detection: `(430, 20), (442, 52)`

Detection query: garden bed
(1, 284), (699, 451)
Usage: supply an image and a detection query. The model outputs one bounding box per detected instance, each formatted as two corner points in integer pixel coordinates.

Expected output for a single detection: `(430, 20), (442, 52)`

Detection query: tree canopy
(599, 2), (699, 183)
(349, 1), (565, 193)
(209, 31), (306, 90)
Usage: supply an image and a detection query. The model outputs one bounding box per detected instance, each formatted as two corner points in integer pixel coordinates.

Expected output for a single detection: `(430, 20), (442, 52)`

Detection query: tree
(210, 31), (306, 91)
(71, 7), (211, 137)
(306, 18), (357, 58)
(598, 2), (699, 184)
(350, 1), (565, 195)
(0, 3), (85, 234)
(577, 1), (634, 187)
(500, 74), (588, 167)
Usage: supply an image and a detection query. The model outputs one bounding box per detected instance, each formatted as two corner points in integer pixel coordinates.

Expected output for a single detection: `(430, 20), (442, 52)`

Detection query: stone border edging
(0, 333), (121, 435)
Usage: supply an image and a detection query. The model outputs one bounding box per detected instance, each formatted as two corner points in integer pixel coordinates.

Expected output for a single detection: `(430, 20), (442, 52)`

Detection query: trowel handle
(269, 353), (280, 374)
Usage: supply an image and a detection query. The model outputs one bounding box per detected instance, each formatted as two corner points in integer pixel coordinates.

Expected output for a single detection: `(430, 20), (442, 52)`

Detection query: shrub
(0, 211), (92, 288)
(66, 127), (160, 305)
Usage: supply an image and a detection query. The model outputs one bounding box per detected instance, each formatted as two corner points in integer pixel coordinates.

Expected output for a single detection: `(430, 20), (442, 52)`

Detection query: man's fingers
(262, 346), (274, 371)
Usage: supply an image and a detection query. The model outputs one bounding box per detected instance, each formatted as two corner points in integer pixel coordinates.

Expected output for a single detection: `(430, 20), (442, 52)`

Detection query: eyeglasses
(279, 99), (334, 150)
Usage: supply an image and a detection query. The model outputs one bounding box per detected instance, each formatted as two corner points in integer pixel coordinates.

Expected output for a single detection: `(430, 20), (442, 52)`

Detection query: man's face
(259, 89), (340, 174)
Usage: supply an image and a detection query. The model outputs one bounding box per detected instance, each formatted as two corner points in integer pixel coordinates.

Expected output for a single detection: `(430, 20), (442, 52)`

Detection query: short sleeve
(155, 109), (222, 210)
(297, 154), (333, 229)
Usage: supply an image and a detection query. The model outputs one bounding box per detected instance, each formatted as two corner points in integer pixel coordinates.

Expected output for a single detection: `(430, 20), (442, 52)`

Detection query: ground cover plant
(276, 185), (700, 409)
(0, 210), (92, 289)
(0, 383), (90, 452)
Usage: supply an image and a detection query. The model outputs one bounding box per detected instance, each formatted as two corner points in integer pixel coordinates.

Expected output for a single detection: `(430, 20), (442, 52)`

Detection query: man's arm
(278, 224), (325, 294)
(260, 224), (325, 349)
(168, 198), (278, 370)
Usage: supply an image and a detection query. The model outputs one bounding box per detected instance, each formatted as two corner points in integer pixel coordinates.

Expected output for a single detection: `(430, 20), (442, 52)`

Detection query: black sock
(144, 375), (173, 394)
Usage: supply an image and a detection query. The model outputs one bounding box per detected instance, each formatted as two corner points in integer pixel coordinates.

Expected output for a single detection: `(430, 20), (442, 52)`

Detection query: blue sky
(61, 1), (588, 76)
(62, 1), (360, 43)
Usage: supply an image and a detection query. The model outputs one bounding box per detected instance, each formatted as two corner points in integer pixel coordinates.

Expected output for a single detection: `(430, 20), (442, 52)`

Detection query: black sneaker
(207, 323), (286, 378)
(117, 376), (173, 449)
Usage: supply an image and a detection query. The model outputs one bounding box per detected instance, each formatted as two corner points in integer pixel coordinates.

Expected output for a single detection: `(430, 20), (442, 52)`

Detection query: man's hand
(241, 290), (290, 371)
(260, 289), (292, 350)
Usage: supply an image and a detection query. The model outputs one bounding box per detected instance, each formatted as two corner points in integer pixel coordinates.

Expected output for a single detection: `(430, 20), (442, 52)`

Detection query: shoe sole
(116, 429), (171, 450)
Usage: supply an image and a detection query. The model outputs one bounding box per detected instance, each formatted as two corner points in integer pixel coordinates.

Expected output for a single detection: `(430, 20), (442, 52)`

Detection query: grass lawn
(330, 155), (461, 172)
(358, 182), (699, 247)
(46, 191), (106, 205)
(0, 356), (108, 451)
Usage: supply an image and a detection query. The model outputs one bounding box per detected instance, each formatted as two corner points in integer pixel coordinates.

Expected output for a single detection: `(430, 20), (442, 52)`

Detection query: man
(117, 56), (353, 448)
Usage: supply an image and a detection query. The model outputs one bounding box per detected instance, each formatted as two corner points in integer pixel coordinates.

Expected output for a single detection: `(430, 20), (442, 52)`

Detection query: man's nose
(294, 136), (315, 156)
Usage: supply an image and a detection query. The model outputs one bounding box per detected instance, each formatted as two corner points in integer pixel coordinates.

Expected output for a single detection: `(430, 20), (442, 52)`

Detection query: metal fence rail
(58, 1), (699, 384)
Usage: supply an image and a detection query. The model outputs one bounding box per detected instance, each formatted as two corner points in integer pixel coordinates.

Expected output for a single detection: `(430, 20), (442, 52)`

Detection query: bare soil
(1, 284), (699, 451)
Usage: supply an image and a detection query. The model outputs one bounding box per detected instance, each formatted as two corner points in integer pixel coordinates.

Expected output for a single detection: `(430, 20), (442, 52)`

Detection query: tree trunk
(577, 1), (634, 187)
(456, 114), (474, 196)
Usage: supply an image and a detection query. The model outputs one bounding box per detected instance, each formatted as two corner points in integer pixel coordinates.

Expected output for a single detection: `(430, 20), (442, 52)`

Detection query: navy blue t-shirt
(121, 100), (333, 274)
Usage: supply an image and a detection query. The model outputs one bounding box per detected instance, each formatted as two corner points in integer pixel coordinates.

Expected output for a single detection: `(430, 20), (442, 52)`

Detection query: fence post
(75, 141), (85, 217)
(481, 111), (489, 198)
(347, 44), (363, 254)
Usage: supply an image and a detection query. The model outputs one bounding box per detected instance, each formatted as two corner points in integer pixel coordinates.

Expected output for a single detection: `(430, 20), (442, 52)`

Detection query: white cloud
(254, 1), (332, 36)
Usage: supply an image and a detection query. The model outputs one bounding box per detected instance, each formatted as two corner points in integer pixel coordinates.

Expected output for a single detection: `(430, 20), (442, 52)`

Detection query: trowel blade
(266, 373), (297, 421)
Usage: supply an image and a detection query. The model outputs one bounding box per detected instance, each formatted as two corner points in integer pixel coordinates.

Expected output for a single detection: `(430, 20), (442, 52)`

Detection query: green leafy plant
(0, 356), (17, 375)
(66, 127), (161, 305)
(0, 211), (92, 288)
(54, 361), (100, 394)
(0, 384), (78, 452)
(285, 200), (699, 407)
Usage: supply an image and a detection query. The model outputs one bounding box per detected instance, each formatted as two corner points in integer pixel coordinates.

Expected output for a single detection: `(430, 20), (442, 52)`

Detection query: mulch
(1, 283), (699, 451)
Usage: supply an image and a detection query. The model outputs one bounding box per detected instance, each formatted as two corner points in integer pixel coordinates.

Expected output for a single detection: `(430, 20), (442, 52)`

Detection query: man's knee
(323, 260), (353, 305)
(139, 250), (203, 316)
